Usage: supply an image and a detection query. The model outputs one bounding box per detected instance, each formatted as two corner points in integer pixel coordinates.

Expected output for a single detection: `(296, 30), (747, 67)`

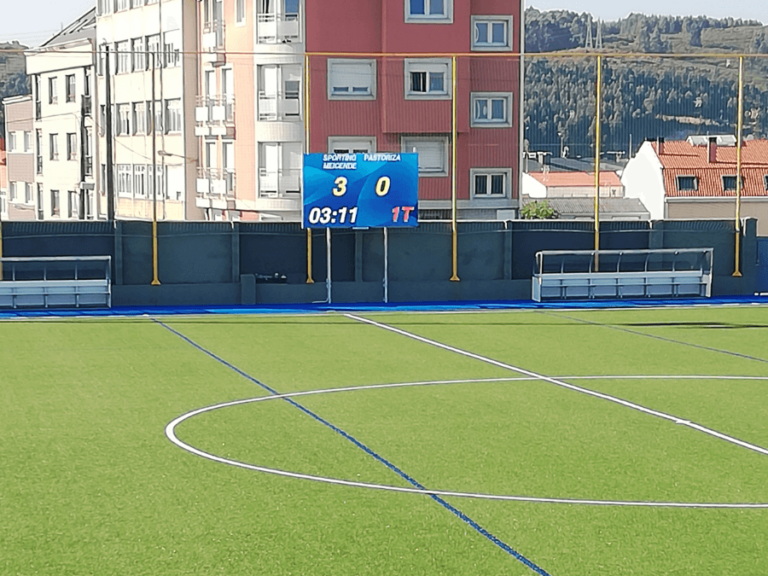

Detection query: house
(194, 0), (523, 221)
(523, 171), (624, 199)
(623, 136), (768, 235)
(26, 9), (99, 220)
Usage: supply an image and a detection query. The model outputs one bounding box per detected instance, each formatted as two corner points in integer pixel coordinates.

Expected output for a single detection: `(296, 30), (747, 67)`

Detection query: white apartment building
(195, 0), (305, 221)
(96, 0), (202, 220)
(26, 10), (99, 220)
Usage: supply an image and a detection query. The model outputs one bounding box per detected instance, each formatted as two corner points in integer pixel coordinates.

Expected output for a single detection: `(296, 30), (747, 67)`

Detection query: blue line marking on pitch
(2, 294), (768, 319)
(157, 319), (552, 576)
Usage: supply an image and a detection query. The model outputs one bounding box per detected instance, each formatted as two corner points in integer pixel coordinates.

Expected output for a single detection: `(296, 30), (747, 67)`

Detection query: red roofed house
(623, 136), (768, 234)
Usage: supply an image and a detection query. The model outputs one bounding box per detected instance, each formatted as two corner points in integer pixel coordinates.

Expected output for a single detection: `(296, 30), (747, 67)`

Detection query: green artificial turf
(2, 307), (768, 575)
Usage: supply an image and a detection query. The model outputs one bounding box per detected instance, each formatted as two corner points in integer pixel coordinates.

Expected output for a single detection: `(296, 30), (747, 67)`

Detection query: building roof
(40, 8), (96, 47)
(522, 195), (650, 218)
(652, 139), (768, 198)
(528, 171), (622, 187)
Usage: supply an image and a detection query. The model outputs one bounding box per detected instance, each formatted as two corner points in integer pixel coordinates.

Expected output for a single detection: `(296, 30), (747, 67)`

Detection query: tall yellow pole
(151, 50), (160, 286)
(450, 55), (459, 282)
(594, 55), (602, 271)
(733, 55), (744, 277)
(305, 54), (314, 283)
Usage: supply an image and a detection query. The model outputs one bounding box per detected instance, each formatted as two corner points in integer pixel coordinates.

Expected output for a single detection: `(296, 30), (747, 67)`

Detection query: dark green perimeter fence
(0, 219), (760, 306)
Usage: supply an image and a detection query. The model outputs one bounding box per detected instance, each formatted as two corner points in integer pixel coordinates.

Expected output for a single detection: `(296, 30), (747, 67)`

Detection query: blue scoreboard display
(303, 153), (419, 228)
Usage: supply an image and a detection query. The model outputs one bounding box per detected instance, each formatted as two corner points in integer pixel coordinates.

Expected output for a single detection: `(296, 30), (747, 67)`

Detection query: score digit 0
(375, 176), (391, 197)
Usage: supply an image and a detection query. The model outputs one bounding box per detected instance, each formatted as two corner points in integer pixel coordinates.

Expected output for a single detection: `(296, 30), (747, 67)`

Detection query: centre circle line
(165, 375), (768, 509)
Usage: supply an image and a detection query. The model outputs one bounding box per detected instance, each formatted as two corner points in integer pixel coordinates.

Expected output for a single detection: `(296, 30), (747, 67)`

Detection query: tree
(521, 201), (558, 220)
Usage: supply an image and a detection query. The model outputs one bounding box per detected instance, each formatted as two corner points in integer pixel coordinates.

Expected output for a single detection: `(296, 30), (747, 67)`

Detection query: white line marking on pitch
(165, 389), (768, 509)
(345, 314), (768, 458)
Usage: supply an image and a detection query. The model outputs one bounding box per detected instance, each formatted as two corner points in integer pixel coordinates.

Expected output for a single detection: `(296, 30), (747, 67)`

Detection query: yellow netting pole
(450, 55), (459, 282)
(594, 55), (602, 272)
(733, 55), (744, 277)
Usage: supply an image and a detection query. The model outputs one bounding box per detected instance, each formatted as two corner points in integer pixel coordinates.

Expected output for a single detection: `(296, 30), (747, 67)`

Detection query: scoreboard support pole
(383, 228), (389, 303)
(326, 228), (332, 303)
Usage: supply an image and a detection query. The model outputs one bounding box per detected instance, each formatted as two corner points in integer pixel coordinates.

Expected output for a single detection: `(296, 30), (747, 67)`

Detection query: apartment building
(26, 9), (99, 220)
(96, 0), (202, 220)
(2, 96), (36, 220)
(195, 0), (304, 221)
(0, 138), (7, 219)
(195, 0), (523, 221)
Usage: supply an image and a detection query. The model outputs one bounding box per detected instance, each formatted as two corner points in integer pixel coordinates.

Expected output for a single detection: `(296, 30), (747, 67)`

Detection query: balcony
(195, 96), (235, 137)
(257, 13), (300, 44)
(202, 20), (226, 66)
(252, 168), (301, 211)
(258, 90), (301, 122)
(196, 167), (235, 208)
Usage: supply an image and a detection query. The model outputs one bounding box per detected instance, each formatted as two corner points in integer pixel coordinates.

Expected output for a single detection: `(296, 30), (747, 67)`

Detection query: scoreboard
(302, 153), (419, 228)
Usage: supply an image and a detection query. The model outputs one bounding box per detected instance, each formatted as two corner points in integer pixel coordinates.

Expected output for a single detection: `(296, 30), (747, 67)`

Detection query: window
(65, 74), (76, 102)
(149, 100), (163, 133)
(116, 41), (131, 74)
(117, 165), (133, 197)
(67, 133), (77, 161)
(68, 191), (79, 219)
(146, 35), (161, 69)
(148, 165), (165, 198)
(163, 30), (181, 68)
(722, 175), (744, 191)
(133, 102), (147, 135)
(471, 93), (512, 127)
(51, 190), (60, 216)
(48, 77), (58, 104)
(132, 0), (145, 7)
(471, 169), (511, 198)
(97, 0), (113, 15)
(116, 0), (130, 11)
(9, 182), (18, 202)
(133, 165), (146, 197)
(117, 104), (131, 135)
(406, 0), (452, 22)
(404, 59), (451, 99)
(328, 137), (376, 154)
(99, 105), (107, 136)
(223, 141), (235, 194)
(36, 130), (43, 174)
(164, 99), (182, 133)
(36, 184), (44, 219)
(84, 128), (93, 176)
(327, 59), (376, 99)
(24, 183), (32, 204)
(49, 134), (59, 160)
(132, 38), (145, 72)
(401, 136), (449, 177)
(764, 175), (768, 191)
(676, 175), (698, 191)
(471, 16), (513, 50)
(205, 141), (217, 170)
(236, 0), (245, 24)
(23, 131), (32, 152)
(8, 132), (16, 152)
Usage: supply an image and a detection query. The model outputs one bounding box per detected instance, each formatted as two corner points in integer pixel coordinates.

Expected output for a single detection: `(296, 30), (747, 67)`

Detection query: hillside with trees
(524, 9), (768, 159)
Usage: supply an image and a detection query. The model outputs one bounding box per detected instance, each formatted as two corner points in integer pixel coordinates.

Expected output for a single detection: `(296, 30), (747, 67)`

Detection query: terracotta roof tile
(653, 140), (768, 198)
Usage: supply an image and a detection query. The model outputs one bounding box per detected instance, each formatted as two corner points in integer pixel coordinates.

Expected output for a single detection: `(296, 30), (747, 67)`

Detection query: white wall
(522, 172), (547, 198)
(621, 141), (665, 220)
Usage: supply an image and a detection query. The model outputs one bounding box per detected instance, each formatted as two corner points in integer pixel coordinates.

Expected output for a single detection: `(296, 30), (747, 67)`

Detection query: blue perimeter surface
(1, 296), (767, 318)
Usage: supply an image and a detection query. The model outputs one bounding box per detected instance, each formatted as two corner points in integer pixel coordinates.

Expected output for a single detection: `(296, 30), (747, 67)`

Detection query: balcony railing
(257, 13), (300, 44)
(202, 20), (225, 50)
(258, 168), (301, 197)
(258, 91), (302, 121)
(196, 96), (235, 124)
(196, 167), (235, 199)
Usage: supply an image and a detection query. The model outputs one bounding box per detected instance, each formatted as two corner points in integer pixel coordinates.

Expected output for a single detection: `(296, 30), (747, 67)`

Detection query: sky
(0, 0), (766, 46)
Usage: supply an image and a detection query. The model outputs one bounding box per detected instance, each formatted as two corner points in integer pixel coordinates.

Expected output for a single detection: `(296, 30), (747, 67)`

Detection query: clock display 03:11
(307, 206), (359, 225)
